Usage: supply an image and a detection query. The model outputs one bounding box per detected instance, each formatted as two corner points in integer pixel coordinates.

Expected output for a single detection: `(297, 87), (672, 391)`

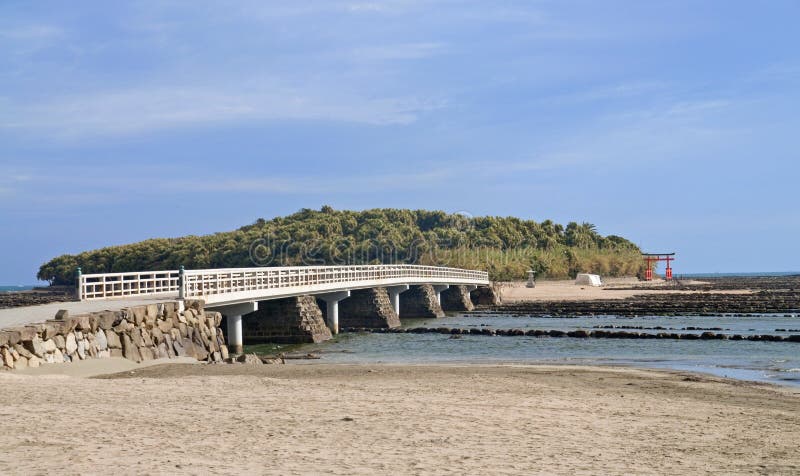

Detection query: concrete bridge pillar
(386, 285), (410, 316)
(432, 285), (450, 306)
(213, 302), (258, 355)
(317, 290), (351, 335)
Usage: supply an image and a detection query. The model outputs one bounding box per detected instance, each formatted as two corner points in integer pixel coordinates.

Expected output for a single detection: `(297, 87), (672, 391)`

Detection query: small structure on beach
(642, 252), (676, 281)
(575, 273), (602, 287)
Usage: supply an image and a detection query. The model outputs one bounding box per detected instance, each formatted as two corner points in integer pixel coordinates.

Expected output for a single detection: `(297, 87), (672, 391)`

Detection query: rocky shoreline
(0, 286), (75, 309)
(490, 276), (799, 317)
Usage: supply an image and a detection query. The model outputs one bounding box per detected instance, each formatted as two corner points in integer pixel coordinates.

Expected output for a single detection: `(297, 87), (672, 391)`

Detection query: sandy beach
(2, 362), (798, 475)
(499, 279), (752, 303)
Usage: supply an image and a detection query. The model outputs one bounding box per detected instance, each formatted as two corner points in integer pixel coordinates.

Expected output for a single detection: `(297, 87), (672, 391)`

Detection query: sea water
(0, 285), (35, 292)
(287, 313), (800, 387)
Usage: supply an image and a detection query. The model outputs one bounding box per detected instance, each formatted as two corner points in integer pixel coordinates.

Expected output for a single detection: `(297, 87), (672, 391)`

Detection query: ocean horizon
(0, 285), (38, 292)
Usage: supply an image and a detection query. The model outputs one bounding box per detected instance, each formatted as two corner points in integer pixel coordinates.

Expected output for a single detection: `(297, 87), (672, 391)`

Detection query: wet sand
(1, 362), (798, 475)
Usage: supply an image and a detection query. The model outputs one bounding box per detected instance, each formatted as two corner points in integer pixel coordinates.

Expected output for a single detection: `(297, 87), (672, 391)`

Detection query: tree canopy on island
(38, 207), (645, 285)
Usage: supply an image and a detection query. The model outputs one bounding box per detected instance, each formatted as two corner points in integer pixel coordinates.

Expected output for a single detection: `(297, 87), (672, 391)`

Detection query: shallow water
(294, 313), (800, 387)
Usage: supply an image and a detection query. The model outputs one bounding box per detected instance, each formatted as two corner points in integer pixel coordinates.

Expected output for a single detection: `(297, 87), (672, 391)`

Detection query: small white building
(575, 273), (602, 287)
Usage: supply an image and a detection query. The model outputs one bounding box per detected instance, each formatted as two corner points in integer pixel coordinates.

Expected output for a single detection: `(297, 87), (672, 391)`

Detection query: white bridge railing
(78, 265), (490, 302)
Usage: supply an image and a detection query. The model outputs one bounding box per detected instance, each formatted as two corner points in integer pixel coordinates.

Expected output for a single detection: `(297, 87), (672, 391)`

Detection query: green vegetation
(38, 207), (645, 285)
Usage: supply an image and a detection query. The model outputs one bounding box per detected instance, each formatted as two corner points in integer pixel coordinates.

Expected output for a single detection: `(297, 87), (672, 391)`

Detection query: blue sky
(1, 0), (799, 283)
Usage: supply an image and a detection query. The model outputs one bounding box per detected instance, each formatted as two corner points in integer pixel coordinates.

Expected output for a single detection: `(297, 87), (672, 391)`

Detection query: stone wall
(336, 288), (400, 328)
(471, 285), (502, 306)
(441, 285), (476, 312)
(400, 284), (445, 318)
(242, 296), (332, 344)
(0, 299), (228, 370)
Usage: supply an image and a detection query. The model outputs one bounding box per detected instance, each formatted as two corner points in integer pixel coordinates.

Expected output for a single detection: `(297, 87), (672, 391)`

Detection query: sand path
(500, 279), (751, 303)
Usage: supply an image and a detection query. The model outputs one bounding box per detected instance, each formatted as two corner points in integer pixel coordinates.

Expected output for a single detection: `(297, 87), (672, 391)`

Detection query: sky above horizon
(1, 0), (799, 283)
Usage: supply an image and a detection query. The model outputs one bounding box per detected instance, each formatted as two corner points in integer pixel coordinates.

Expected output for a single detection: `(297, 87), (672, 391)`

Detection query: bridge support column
(214, 302), (258, 355)
(432, 285), (450, 306)
(335, 288), (400, 329)
(471, 285), (502, 306)
(386, 285), (410, 316)
(228, 315), (243, 355)
(318, 291), (351, 335)
(441, 285), (477, 312)
(399, 284), (445, 318)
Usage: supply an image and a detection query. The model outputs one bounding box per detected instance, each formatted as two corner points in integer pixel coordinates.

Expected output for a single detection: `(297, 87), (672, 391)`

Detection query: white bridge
(78, 265), (490, 352)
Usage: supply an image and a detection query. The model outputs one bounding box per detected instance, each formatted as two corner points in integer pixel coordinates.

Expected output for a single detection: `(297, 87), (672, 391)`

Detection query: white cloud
(0, 83), (443, 138)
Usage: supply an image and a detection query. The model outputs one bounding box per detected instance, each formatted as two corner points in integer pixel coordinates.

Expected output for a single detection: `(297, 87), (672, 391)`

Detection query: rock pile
(0, 299), (229, 370)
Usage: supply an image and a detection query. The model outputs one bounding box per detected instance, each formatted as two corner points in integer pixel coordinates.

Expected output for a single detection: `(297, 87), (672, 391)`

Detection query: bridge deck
(3, 265), (489, 328)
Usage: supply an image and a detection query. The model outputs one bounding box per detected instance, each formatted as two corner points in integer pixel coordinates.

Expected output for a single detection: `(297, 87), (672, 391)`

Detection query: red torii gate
(642, 253), (675, 281)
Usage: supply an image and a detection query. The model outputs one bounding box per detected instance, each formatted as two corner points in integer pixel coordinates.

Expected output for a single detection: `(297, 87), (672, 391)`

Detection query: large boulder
(23, 337), (46, 358)
(236, 353), (263, 365)
(130, 329), (144, 347)
(172, 338), (186, 357)
(130, 306), (146, 326)
(96, 311), (118, 330)
(13, 344), (33, 359)
(155, 342), (169, 359)
(65, 333), (78, 355)
(2, 347), (14, 369)
(139, 347), (154, 361)
(95, 329), (108, 351)
(76, 339), (86, 359)
(42, 338), (57, 353)
(4, 330), (21, 346)
(53, 335), (66, 350)
(157, 319), (173, 333)
(122, 334), (142, 362)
